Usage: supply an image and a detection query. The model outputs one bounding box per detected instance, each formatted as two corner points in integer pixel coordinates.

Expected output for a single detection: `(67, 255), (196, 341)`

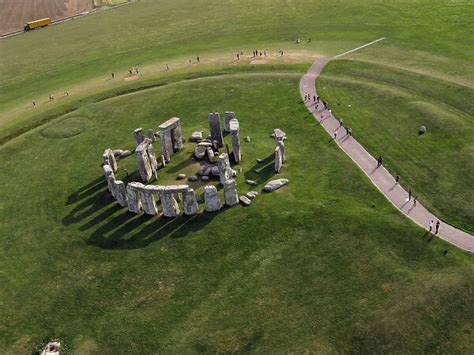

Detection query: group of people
(32, 91), (69, 107)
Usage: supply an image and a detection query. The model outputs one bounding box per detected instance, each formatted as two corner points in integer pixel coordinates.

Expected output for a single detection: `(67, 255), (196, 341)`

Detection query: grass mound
(40, 115), (91, 139)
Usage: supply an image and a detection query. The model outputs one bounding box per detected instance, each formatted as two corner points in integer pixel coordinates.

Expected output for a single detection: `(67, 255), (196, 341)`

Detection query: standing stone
(147, 128), (156, 142)
(160, 192), (180, 217)
(142, 185), (158, 215)
(134, 128), (145, 147)
(277, 140), (286, 163)
(113, 180), (128, 207)
(136, 139), (157, 182)
(158, 117), (183, 162)
(183, 188), (199, 215)
(218, 153), (233, 185)
(223, 179), (239, 206)
(206, 147), (215, 163)
(273, 128), (286, 142)
(126, 182), (144, 213)
(208, 112), (223, 148)
(103, 164), (115, 194)
(103, 148), (118, 173)
(224, 111), (236, 132)
(229, 118), (241, 163)
(204, 185), (222, 212)
(274, 145), (283, 173)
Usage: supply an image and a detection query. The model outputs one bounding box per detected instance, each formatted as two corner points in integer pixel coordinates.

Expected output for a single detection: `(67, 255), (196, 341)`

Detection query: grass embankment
(1, 71), (473, 353)
(317, 60), (474, 233)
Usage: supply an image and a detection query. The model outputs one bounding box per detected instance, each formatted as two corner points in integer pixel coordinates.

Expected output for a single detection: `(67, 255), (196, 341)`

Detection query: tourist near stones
(100, 112), (289, 218)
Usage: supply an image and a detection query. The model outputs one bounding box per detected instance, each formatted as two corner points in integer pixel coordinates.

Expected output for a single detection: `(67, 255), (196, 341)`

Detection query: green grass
(1, 71), (473, 353)
(317, 60), (474, 233)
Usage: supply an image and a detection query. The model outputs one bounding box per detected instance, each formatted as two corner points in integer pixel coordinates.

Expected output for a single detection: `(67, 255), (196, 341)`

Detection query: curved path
(300, 57), (474, 253)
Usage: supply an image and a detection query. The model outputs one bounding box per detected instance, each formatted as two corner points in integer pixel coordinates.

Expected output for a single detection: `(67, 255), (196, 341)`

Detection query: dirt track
(0, 0), (95, 35)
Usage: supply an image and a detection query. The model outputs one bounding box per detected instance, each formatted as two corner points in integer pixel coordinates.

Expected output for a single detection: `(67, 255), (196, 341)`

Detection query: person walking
(413, 196), (417, 206)
(334, 132), (337, 140)
(339, 118), (344, 127)
(377, 156), (383, 167)
(32, 100), (36, 107)
(197, 56), (200, 62)
(348, 127), (352, 136)
(435, 220), (440, 234)
(428, 220), (434, 232)
(408, 188), (412, 201)
(395, 175), (400, 184)
(111, 72), (115, 79)
(166, 64), (169, 71)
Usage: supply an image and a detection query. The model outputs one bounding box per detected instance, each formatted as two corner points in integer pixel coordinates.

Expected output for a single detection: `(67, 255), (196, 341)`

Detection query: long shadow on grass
(244, 153), (276, 185)
(62, 188), (111, 226)
(86, 209), (218, 249)
(66, 177), (106, 205)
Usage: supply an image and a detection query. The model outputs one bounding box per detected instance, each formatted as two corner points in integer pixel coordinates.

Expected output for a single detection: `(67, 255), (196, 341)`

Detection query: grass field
(1, 71), (473, 353)
(0, 0), (473, 353)
(317, 60), (474, 234)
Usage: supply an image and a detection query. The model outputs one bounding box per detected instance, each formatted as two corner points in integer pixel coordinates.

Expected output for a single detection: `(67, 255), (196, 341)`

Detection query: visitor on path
(395, 175), (400, 184)
(135, 67), (139, 74)
(241, 50), (244, 55)
(308, 38), (312, 43)
(339, 119), (344, 127)
(129, 68), (133, 75)
(313, 95), (316, 102)
(317, 96), (320, 102)
(408, 188), (412, 201)
(237, 53), (240, 60)
(65, 91), (69, 96)
(334, 132), (337, 140)
(348, 127), (352, 136)
(189, 59), (192, 64)
(429, 220), (434, 232)
(166, 64), (169, 71)
(197, 56), (200, 62)
(345, 126), (349, 135)
(111, 72), (115, 79)
(32, 101), (36, 107)
(49, 94), (54, 101)
(377, 156), (383, 168)
(413, 196), (417, 206)
(435, 220), (440, 234)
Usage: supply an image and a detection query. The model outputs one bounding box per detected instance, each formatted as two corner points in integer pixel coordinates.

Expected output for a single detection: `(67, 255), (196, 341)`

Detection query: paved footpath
(300, 57), (474, 253)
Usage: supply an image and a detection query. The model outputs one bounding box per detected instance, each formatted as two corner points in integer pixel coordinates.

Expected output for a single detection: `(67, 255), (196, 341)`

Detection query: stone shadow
(66, 176), (105, 205)
(244, 154), (276, 185)
(86, 208), (219, 249)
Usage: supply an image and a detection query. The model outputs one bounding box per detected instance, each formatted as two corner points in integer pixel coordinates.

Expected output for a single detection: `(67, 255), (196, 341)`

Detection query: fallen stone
(119, 150), (132, 158)
(419, 126), (426, 135)
(188, 175), (198, 182)
(177, 173), (186, 180)
(246, 191), (259, 199)
(239, 195), (252, 206)
(211, 166), (220, 176)
(246, 179), (258, 185)
(201, 175), (210, 181)
(190, 131), (203, 142)
(264, 178), (289, 192)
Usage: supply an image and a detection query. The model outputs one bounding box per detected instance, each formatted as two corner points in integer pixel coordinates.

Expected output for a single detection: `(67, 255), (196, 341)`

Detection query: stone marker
(183, 188), (199, 215)
(158, 117), (183, 162)
(127, 182), (144, 213)
(218, 153), (233, 185)
(239, 195), (252, 206)
(229, 118), (241, 163)
(224, 111), (236, 132)
(142, 185), (159, 215)
(134, 128), (145, 147)
(223, 179), (239, 206)
(263, 178), (289, 192)
(113, 180), (128, 207)
(204, 185), (222, 212)
(103, 148), (118, 172)
(208, 112), (224, 148)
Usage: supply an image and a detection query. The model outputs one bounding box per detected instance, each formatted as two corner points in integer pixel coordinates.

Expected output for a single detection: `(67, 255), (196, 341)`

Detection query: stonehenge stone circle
(142, 185), (159, 215)
(274, 145), (283, 173)
(158, 117), (183, 162)
(103, 164), (115, 193)
(208, 112), (224, 148)
(113, 180), (128, 207)
(204, 185), (222, 212)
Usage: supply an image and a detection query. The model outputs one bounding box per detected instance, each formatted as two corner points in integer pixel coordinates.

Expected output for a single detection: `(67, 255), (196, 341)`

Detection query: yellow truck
(24, 18), (51, 31)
